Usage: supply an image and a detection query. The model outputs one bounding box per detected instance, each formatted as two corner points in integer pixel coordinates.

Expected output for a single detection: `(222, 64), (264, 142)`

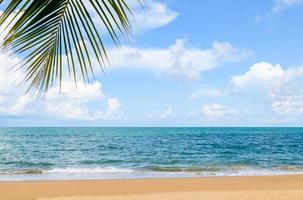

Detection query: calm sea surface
(0, 127), (302, 181)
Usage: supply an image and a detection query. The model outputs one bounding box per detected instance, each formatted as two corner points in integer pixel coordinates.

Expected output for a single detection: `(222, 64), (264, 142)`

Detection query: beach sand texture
(1, 175), (303, 200)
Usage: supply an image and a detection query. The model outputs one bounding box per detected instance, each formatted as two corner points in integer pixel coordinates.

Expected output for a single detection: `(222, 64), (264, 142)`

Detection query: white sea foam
(23, 166), (303, 177)
(0, 166), (303, 181)
(46, 167), (134, 174)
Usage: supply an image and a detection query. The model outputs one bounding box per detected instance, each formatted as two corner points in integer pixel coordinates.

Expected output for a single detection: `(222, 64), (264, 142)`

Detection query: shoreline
(2, 167), (303, 182)
(1, 175), (303, 200)
(1, 172), (303, 182)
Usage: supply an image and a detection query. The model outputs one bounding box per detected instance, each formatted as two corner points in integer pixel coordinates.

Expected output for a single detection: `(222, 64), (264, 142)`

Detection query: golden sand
(0, 175), (303, 200)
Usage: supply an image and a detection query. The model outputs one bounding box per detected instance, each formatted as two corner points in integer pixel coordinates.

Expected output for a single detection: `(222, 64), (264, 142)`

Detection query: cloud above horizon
(0, 57), (125, 121)
(107, 39), (254, 80)
(202, 103), (237, 119)
(146, 106), (175, 121)
(232, 62), (303, 117)
(188, 62), (303, 125)
(0, 38), (254, 122)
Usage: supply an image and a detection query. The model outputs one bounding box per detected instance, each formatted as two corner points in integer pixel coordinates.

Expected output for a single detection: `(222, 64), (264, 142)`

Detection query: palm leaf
(0, 0), (142, 94)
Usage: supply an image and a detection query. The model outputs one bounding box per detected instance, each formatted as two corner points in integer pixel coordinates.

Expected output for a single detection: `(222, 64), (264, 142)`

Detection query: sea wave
(275, 166), (303, 171)
(142, 166), (221, 173)
(17, 169), (43, 174)
(45, 167), (134, 173)
(1, 165), (303, 181)
(4, 161), (54, 167)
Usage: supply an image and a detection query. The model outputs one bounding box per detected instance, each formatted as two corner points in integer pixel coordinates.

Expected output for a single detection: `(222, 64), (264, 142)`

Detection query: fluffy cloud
(202, 103), (237, 119)
(232, 62), (285, 87)
(0, 55), (22, 92)
(108, 39), (253, 80)
(93, 98), (125, 120)
(0, 63), (124, 121)
(46, 81), (103, 101)
(0, 15), (124, 122)
(272, 95), (303, 115)
(44, 80), (122, 120)
(190, 62), (303, 124)
(92, 0), (178, 34)
(108, 98), (121, 111)
(0, 94), (32, 116)
(130, 0), (178, 34)
(0, 51), (35, 117)
(232, 62), (303, 116)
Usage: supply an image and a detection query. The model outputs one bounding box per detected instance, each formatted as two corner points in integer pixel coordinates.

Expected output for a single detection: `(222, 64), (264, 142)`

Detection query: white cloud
(255, 0), (303, 21)
(0, 65), (124, 121)
(0, 18), (125, 121)
(44, 81), (125, 121)
(0, 51), (33, 117)
(254, 0), (303, 21)
(0, 94), (33, 116)
(0, 13), (36, 117)
(160, 106), (173, 119)
(146, 106), (175, 120)
(45, 80), (103, 102)
(188, 62), (303, 125)
(190, 87), (226, 99)
(45, 81), (101, 120)
(272, 0), (303, 13)
(94, 98), (125, 120)
(108, 98), (121, 111)
(7, 95), (32, 115)
(272, 95), (303, 115)
(0, 54), (22, 93)
(108, 39), (253, 80)
(92, 0), (178, 35)
(232, 62), (303, 116)
(232, 62), (285, 87)
(130, 0), (178, 34)
(202, 103), (237, 118)
(45, 101), (89, 120)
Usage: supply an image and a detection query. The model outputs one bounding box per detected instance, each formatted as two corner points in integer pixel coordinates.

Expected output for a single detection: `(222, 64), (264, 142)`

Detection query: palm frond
(0, 0), (142, 94)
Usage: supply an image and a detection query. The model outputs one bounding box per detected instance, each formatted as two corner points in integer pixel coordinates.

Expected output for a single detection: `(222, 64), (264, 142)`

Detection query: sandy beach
(0, 175), (303, 200)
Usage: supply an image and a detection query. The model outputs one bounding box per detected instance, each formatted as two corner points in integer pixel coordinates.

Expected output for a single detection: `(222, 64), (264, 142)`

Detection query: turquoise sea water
(0, 127), (303, 181)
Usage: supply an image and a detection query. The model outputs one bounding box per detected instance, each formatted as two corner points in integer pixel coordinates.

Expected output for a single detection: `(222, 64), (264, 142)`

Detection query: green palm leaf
(0, 0), (142, 94)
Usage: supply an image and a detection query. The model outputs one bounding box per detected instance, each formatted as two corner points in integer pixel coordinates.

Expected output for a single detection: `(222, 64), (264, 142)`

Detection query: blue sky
(1, 0), (303, 127)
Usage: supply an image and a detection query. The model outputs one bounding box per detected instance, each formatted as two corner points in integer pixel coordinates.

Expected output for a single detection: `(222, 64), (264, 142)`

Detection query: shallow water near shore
(0, 127), (303, 181)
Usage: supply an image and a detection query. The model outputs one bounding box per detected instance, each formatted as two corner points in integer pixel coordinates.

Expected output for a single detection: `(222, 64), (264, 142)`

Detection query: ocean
(0, 127), (302, 181)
